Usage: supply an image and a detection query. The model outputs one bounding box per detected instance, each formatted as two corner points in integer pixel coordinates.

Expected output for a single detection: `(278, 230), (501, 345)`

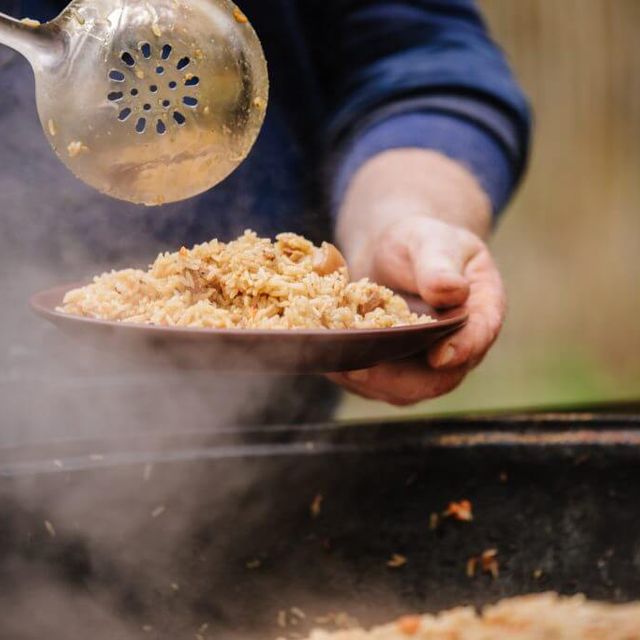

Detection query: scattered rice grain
(387, 554), (407, 568)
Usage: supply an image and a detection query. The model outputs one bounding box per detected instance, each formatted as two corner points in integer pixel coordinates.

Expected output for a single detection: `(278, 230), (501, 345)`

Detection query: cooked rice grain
(307, 593), (640, 640)
(59, 231), (434, 330)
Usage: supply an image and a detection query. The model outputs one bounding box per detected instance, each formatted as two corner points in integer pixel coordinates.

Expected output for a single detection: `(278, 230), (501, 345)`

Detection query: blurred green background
(339, 0), (640, 420)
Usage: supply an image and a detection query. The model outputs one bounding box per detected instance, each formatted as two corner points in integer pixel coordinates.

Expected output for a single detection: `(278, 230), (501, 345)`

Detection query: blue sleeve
(313, 0), (532, 218)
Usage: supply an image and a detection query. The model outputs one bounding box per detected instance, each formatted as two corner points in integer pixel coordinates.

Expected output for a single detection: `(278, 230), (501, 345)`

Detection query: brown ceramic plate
(30, 284), (467, 373)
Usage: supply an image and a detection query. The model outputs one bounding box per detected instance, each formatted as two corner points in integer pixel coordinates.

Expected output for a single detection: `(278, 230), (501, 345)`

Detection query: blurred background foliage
(339, 0), (640, 419)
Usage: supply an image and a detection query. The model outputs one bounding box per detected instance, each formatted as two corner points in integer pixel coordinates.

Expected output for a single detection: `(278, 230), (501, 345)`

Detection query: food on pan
(443, 499), (473, 522)
(306, 593), (640, 640)
(466, 548), (499, 579)
(58, 231), (434, 330)
(386, 554), (408, 568)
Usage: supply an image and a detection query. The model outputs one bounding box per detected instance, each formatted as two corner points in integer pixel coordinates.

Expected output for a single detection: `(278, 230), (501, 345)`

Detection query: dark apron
(0, 45), (338, 448)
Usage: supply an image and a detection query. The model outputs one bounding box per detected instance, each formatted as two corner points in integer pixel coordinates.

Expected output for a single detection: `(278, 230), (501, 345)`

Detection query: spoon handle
(0, 13), (61, 66)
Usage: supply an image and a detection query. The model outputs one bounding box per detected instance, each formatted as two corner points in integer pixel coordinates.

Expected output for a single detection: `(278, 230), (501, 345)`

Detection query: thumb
(411, 230), (476, 309)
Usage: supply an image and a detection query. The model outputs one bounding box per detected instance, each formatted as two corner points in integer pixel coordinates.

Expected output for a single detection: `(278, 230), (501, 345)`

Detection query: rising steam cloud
(0, 14), (341, 636)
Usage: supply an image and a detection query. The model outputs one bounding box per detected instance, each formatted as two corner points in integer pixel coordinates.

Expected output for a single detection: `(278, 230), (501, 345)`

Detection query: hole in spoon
(140, 42), (151, 58)
(156, 120), (166, 134)
(161, 44), (172, 60)
(184, 76), (199, 87)
(155, 66), (165, 75)
(136, 117), (146, 133)
(150, 84), (158, 93)
(108, 91), (124, 102)
(173, 111), (186, 125)
(183, 96), (198, 107)
(168, 81), (177, 89)
(118, 108), (132, 121)
(162, 99), (170, 108)
(109, 70), (125, 82)
(143, 103), (151, 111)
(131, 88), (139, 96)
(121, 51), (135, 66)
(176, 56), (190, 70)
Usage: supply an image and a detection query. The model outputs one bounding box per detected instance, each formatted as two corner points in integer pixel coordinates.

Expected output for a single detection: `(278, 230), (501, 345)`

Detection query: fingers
(327, 361), (469, 406)
(372, 219), (478, 310)
(413, 243), (471, 309)
(429, 245), (506, 370)
(411, 226), (479, 309)
(332, 216), (505, 407)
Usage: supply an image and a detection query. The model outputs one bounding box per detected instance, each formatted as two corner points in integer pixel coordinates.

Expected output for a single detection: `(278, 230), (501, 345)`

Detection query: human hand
(328, 215), (505, 405)
(329, 149), (505, 405)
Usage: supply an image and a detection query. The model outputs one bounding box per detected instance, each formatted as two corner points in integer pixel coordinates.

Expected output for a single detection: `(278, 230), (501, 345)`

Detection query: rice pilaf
(306, 593), (640, 640)
(58, 231), (434, 330)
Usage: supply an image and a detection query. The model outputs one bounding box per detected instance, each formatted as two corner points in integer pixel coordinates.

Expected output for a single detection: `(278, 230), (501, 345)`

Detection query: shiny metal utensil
(0, 0), (268, 205)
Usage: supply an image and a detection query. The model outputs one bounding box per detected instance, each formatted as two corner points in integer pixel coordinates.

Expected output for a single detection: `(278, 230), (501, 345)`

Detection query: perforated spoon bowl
(0, 0), (268, 205)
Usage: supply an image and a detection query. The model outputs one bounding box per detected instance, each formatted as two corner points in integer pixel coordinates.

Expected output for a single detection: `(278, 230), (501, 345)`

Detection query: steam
(0, 253), (339, 636)
(0, 278), (344, 638)
(0, 274), (323, 638)
(0, 10), (350, 636)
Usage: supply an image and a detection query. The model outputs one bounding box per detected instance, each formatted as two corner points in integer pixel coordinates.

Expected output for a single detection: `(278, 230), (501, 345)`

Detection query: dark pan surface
(30, 284), (467, 373)
(0, 406), (639, 639)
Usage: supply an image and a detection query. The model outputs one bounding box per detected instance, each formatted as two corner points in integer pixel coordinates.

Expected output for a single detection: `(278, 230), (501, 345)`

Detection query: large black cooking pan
(0, 402), (639, 639)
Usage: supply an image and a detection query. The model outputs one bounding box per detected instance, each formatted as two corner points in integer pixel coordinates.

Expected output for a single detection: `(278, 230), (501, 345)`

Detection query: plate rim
(30, 283), (468, 339)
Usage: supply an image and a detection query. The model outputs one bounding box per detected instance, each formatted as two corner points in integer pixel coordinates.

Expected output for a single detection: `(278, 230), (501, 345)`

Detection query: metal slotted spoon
(0, 0), (268, 205)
